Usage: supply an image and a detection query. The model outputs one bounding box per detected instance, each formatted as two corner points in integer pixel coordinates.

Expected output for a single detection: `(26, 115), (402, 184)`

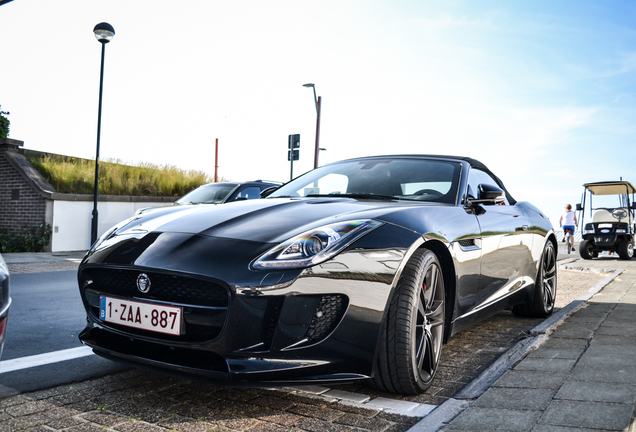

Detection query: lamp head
(303, 83), (315, 88)
(93, 22), (115, 44)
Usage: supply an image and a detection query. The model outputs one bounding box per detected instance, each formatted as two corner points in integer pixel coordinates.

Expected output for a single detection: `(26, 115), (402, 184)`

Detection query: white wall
(51, 201), (169, 252)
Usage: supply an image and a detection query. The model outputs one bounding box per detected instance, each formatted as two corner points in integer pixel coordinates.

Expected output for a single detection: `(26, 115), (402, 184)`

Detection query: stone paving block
(4, 400), (53, 417)
(513, 357), (576, 372)
(472, 387), (556, 410)
(549, 322), (595, 339)
(493, 370), (569, 390)
(287, 403), (344, 421)
(576, 344), (636, 367)
(108, 400), (173, 423)
(526, 346), (586, 360)
(538, 400), (633, 430)
(157, 417), (216, 432)
(293, 416), (352, 432)
(597, 321), (636, 335)
(536, 338), (588, 349)
(113, 420), (168, 432)
(442, 407), (542, 431)
(333, 412), (392, 431)
(0, 412), (50, 432)
(569, 364), (636, 384)
(255, 408), (303, 426)
(570, 303), (613, 317)
(590, 333), (636, 346)
(45, 416), (87, 430)
(555, 380), (636, 404)
(563, 316), (604, 326)
(252, 395), (297, 411)
(81, 410), (128, 426)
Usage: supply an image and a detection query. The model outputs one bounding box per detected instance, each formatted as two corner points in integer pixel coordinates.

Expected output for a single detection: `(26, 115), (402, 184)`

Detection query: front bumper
(78, 226), (419, 384)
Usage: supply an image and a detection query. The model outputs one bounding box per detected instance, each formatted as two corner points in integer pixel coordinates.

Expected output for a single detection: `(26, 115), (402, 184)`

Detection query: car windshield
(269, 158), (462, 204)
(176, 184), (237, 204)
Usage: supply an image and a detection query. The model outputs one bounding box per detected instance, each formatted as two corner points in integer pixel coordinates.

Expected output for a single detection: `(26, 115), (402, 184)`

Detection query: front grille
(81, 267), (229, 307)
(80, 266), (230, 342)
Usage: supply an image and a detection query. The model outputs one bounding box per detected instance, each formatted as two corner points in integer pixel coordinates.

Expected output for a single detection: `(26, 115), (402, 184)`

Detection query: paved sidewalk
(414, 257), (636, 432)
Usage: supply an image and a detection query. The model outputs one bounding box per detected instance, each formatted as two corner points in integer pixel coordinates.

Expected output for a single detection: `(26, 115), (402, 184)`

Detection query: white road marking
(0, 346), (94, 373)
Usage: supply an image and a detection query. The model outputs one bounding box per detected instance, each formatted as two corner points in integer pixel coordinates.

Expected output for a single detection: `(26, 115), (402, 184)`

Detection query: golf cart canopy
(583, 181), (636, 196)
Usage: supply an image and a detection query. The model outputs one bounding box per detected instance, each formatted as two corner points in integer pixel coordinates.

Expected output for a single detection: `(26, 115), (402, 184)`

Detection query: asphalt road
(0, 270), (127, 398)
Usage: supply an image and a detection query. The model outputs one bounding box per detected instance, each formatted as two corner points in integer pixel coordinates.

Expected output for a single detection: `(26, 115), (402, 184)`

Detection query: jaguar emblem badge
(137, 273), (151, 293)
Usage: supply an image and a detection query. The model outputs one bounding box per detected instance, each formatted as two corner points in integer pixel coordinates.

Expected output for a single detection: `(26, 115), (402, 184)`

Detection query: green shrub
(26, 154), (213, 196)
(0, 105), (9, 138)
(0, 223), (51, 253)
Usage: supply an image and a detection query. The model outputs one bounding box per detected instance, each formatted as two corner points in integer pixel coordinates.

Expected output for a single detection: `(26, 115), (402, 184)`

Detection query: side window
(237, 187), (262, 200)
(467, 169), (509, 205)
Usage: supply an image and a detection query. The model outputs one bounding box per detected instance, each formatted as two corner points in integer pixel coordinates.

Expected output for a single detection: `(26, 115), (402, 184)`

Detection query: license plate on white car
(100, 296), (182, 336)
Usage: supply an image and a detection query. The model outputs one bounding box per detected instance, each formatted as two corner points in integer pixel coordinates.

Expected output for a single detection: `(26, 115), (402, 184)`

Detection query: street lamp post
(91, 22), (115, 245)
(303, 83), (322, 169)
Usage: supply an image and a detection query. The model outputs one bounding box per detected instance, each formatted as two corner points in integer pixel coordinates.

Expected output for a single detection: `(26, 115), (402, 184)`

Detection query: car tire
(617, 239), (634, 260)
(512, 240), (556, 318)
(579, 240), (595, 260)
(372, 248), (445, 394)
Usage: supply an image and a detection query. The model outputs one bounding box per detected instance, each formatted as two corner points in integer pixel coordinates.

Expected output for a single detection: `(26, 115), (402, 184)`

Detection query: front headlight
(583, 224), (595, 235)
(252, 220), (384, 269)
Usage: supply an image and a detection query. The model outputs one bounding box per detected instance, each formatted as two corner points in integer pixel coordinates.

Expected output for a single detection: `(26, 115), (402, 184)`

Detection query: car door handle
(516, 225), (529, 231)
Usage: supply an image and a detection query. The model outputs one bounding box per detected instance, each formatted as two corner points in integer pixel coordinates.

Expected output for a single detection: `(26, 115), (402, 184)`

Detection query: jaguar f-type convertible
(78, 155), (556, 394)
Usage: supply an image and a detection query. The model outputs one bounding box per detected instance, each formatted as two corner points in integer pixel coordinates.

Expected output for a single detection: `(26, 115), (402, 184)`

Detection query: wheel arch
(419, 239), (456, 344)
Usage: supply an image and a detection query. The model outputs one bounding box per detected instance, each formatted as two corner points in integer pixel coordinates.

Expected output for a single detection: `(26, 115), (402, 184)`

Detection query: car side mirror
(576, 203), (583, 211)
(631, 203), (636, 210)
(467, 184), (505, 206)
(260, 186), (279, 198)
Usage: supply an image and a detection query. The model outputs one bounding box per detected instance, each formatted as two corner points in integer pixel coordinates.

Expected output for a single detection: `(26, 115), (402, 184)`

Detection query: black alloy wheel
(579, 239), (595, 260)
(372, 248), (445, 394)
(513, 240), (557, 318)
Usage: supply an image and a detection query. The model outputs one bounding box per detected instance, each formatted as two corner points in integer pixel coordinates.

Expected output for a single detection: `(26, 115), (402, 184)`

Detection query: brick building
(0, 138), (51, 236)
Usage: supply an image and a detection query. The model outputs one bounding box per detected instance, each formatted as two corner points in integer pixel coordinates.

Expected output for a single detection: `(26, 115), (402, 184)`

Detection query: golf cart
(577, 181), (636, 260)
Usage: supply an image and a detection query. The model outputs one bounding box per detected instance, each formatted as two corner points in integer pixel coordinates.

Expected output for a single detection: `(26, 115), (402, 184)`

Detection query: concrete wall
(51, 200), (168, 252)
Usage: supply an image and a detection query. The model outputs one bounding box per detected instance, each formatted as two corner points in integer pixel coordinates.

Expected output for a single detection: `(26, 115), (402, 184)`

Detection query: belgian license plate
(100, 296), (182, 336)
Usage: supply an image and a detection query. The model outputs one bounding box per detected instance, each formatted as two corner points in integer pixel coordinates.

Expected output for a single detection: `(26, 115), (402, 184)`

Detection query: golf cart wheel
(617, 239), (634, 260)
(579, 240), (595, 260)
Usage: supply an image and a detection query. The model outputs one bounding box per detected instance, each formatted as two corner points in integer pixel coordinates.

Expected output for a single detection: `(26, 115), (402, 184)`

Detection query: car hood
(111, 197), (425, 245)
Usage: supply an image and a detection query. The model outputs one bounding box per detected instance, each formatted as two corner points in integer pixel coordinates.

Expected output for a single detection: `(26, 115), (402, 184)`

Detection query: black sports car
(78, 155), (556, 394)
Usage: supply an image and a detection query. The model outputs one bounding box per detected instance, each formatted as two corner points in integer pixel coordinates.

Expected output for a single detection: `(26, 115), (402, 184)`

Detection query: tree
(0, 105), (9, 138)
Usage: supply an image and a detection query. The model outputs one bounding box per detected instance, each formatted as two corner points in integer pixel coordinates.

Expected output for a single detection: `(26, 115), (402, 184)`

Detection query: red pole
(214, 138), (219, 182)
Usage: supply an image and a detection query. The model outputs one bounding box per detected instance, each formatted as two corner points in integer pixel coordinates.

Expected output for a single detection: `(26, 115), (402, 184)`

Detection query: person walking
(559, 203), (578, 252)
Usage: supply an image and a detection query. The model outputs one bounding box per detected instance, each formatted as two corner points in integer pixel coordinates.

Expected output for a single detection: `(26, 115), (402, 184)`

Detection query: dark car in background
(176, 180), (280, 205)
(0, 253), (10, 360)
(135, 180), (281, 215)
(78, 155), (556, 394)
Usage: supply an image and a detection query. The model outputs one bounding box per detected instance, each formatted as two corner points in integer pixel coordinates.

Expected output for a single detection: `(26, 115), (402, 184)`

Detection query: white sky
(2, 0), (636, 226)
